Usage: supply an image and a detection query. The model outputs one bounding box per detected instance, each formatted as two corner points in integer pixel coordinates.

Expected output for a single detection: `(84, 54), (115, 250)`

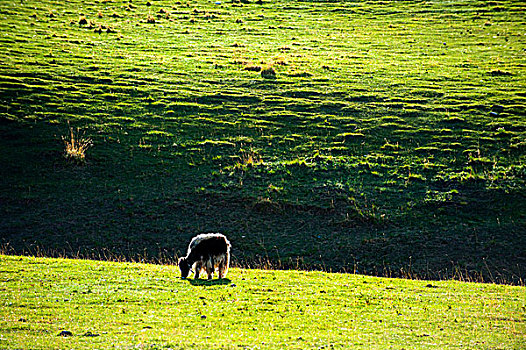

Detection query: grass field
(1, 255), (525, 349)
(0, 0), (525, 282)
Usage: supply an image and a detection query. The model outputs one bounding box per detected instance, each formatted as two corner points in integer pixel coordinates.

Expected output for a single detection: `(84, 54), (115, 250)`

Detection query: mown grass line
(0, 255), (525, 349)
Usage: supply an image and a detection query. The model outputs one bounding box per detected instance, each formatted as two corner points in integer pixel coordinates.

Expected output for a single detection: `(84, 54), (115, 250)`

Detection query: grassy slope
(0, 0), (525, 281)
(0, 255), (525, 349)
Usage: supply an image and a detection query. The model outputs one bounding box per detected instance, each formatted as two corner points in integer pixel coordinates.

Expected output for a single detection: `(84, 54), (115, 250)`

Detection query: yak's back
(188, 233), (230, 256)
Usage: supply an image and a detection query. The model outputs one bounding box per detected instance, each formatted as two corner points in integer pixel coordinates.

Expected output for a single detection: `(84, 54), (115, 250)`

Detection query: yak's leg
(221, 254), (229, 278)
(218, 255), (226, 279)
(194, 261), (201, 279)
(218, 263), (225, 279)
(206, 258), (214, 279)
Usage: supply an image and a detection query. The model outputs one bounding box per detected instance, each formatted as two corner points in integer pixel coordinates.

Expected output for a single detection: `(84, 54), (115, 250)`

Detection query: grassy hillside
(0, 0), (525, 282)
(1, 255), (524, 349)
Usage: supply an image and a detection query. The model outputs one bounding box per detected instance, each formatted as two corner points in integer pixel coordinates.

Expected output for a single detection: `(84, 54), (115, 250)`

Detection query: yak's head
(178, 257), (191, 279)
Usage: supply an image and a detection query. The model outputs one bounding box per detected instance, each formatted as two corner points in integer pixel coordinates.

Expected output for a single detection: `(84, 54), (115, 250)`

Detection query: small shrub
(79, 16), (88, 25)
(261, 65), (276, 79)
(243, 64), (261, 72)
(488, 70), (512, 76)
(62, 124), (92, 164)
(288, 71), (312, 78)
(147, 14), (155, 23)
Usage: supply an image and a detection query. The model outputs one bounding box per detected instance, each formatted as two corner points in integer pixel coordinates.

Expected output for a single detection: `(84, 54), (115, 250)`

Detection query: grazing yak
(178, 233), (231, 280)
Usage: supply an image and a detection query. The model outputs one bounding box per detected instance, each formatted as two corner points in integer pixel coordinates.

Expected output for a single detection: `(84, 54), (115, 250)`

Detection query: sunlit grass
(1, 255), (524, 349)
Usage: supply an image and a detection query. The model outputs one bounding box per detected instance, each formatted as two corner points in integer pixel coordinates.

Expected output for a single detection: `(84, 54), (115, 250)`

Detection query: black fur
(178, 233), (231, 279)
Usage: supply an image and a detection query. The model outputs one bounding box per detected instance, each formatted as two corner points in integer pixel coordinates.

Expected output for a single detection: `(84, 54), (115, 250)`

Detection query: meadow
(1, 254), (524, 349)
(0, 0), (525, 283)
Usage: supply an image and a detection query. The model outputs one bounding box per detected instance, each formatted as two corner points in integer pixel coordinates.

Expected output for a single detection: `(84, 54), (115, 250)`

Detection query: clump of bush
(288, 71), (312, 78)
(261, 65), (276, 79)
(244, 64), (262, 72)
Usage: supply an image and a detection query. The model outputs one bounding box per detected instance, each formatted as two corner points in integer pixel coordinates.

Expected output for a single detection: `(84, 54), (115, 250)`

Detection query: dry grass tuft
(272, 55), (288, 66)
(62, 123), (92, 164)
(234, 148), (263, 170)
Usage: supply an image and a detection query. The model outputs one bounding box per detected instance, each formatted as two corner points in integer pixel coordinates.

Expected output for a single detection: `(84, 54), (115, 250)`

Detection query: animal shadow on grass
(187, 278), (231, 286)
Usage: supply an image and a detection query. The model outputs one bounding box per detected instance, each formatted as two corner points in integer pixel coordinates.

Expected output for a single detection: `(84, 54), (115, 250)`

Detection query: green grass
(0, 0), (525, 282)
(1, 255), (524, 349)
